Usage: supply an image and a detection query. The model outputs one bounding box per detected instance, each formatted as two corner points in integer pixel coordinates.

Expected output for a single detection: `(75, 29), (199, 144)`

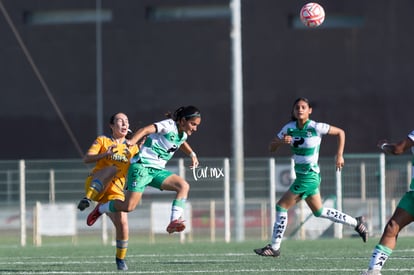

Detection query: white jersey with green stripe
(277, 119), (330, 174)
(408, 130), (414, 190)
(132, 118), (187, 169)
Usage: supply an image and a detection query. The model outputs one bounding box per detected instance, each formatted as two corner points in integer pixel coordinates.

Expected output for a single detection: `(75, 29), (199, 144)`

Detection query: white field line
(1, 253), (414, 274)
(2, 269), (414, 275)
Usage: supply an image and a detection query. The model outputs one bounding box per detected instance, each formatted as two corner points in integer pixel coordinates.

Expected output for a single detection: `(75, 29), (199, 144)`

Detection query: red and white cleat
(166, 219), (186, 234)
(87, 203), (102, 226)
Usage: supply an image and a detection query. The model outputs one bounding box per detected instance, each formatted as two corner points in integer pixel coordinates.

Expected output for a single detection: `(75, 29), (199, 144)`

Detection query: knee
(108, 165), (118, 174)
(180, 181), (190, 193)
(121, 200), (137, 212)
(98, 166), (118, 183)
(104, 165), (118, 178)
(175, 180), (190, 193)
(384, 219), (400, 236)
(125, 204), (136, 212)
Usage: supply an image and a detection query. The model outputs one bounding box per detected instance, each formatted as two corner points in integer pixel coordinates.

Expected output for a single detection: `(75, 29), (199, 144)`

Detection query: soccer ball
(300, 2), (325, 28)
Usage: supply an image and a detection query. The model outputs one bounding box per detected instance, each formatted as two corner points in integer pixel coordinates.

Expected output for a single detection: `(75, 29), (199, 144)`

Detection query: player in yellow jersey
(77, 112), (138, 271)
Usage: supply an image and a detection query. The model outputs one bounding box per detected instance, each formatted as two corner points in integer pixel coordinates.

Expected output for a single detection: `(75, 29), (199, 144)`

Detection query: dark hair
(109, 112), (132, 137)
(166, 106), (201, 121)
(109, 112), (126, 125)
(291, 97), (311, 121)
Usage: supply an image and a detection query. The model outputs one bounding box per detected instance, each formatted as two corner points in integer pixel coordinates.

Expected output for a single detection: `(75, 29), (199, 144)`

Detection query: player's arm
(127, 124), (156, 146)
(180, 141), (199, 168)
(83, 138), (117, 164)
(379, 137), (414, 155)
(269, 138), (283, 152)
(83, 150), (115, 164)
(328, 125), (345, 170)
(269, 134), (292, 152)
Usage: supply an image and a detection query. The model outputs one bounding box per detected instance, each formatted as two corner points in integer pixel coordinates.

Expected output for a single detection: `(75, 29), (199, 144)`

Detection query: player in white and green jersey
(131, 118), (190, 169)
(254, 97), (368, 258)
(361, 130), (414, 275)
(87, 106), (201, 235)
(281, 119), (329, 175)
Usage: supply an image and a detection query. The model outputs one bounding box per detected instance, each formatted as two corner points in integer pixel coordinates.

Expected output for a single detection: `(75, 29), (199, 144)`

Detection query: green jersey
(132, 119), (187, 169)
(277, 119), (330, 174)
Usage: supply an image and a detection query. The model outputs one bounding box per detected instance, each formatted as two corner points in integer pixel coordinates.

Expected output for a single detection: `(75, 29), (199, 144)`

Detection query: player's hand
(282, 134), (293, 144)
(126, 140), (135, 147)
(106, 144), (117, 156)
(335, 155), (344, 171)
(123, 147), (132, 158)
(190, 156), (199, 169)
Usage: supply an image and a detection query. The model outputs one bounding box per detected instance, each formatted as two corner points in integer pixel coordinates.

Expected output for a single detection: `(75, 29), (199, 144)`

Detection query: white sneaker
(360, 270), (381, 275)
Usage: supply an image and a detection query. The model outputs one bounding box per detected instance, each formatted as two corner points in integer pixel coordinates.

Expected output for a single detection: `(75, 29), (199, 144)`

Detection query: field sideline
(1, 236), (414, 274)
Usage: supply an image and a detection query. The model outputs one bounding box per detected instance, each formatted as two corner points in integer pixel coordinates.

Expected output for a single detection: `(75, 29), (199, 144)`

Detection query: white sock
(171, 206), (183, 221)
(98, 202), (110, 214)
(318, 207), (357, 227)
(368, 245), (392, 271)
(170, 199), (186, 221)
(271, 211), (288, 250)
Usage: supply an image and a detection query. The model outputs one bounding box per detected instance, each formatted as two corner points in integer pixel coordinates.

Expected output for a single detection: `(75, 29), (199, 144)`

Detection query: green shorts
(126, 162), (173, 193)
(397, 191), (414, 217)
(289, 171), (321, 200)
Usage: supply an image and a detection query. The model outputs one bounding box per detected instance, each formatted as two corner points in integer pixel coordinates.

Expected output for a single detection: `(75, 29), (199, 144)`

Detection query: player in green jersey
(87, 106), (201, 235)
(361, 130), (414, 275)
(254, 97), (368, 257)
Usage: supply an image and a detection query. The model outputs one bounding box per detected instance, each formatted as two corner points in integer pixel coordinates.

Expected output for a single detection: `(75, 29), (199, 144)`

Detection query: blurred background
(1, 0), (414, 246)
(1, 0), (413, 160)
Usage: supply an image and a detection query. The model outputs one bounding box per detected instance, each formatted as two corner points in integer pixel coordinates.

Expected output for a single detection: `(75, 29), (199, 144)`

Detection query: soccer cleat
(166, 219), (186, 234)
(77, 197), (91, 211)
(253, 244), (281, 257)
(355, 216), (368, 242)
(86, 203), (102, 226)
(360, 269), (381, 275)
(116, 257), (128, 271)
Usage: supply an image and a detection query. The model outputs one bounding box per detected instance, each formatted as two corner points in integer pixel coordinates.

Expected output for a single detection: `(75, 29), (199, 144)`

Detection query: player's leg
(363, 192), (414, 273)
(260, 171), (315, 256)
(87, 163), (146, 226)
(307, 193), (368, 242)
(108, 162), (149, 212)
(306, 193), (357, 225)
(87, 190), (143, 226)
(303, 169), (368, 242)
(78, 166), (117, 211)
(254, 190), (299, 257)
(108, 211), (129, 271)
(158, 173), (190, 233)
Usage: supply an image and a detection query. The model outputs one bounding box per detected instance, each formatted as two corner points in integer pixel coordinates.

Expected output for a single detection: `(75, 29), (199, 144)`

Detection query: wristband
(189, 152), (197, 158)
(380, 143), (387, 150)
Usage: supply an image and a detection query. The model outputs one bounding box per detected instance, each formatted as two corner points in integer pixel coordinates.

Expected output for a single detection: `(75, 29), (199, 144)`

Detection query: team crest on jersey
(307, 131), (312, 137)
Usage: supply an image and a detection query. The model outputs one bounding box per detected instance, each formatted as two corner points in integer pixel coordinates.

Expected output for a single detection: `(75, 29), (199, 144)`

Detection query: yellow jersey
(86, 135), (138, 202)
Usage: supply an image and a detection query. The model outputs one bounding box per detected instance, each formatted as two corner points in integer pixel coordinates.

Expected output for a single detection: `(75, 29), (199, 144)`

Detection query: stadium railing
(0, 154), (412, 246)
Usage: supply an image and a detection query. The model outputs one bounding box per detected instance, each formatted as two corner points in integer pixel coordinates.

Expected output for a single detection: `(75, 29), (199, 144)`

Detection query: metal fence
(0, 154), (412, 245)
